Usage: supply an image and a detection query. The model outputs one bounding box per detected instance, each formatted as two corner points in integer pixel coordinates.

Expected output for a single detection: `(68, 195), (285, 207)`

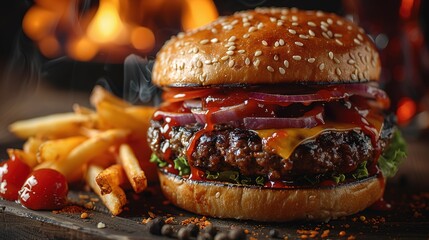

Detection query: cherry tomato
(0, 158), (31, 201)
(18, 169), (68, 210)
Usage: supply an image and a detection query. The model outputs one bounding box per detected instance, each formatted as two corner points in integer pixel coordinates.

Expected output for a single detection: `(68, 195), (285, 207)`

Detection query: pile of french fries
(7, 86), (156, 215)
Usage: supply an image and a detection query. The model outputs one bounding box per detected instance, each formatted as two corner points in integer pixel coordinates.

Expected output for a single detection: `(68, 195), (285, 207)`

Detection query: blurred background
(0, 0), (429, 143)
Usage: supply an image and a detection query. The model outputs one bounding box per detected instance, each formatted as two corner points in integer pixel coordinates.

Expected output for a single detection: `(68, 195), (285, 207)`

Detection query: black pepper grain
(186, 223), (199, 237)
(214, 232), (229, 240)
(204, 225), (218, 236)
(197, 232), (214, 240)
(228, 228), (246, 240)
(178, 227), (191, 240)
(269, 229), (279, 238)
(161, 224), (174, 237)
(147, 217), (164, 235)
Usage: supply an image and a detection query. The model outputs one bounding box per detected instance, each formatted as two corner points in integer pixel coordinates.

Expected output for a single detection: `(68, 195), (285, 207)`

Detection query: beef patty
(148, 114), (395, 180)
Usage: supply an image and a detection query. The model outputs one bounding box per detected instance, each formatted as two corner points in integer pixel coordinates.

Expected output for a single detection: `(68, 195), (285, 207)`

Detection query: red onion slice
(154, 111), (197, 125)
(243, 106), (325, 130)
(347, 84), (390, 108)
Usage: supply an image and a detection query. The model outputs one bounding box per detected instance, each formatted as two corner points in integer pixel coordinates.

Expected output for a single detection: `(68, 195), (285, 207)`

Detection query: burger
(147, 8), (406, 221)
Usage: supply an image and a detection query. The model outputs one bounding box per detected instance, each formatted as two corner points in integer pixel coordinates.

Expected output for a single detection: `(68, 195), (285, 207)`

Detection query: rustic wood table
(1, 139), (428, 240)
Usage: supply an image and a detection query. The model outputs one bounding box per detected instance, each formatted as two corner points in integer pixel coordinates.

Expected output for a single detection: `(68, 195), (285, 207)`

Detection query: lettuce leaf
(352, 161), (369, 179)
(378, 130), (407, 178)
(150, 153), (167, 167)
(174, 157), (190, 175)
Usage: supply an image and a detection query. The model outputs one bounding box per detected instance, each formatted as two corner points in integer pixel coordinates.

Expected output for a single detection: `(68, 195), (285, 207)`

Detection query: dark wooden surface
(0, 139), (428, 240)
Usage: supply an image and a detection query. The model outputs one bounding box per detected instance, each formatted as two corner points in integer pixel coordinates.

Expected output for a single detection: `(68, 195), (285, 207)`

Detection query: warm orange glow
(182, 0), (218, 31)
(87, 0), (124, 44)
(38, 36), (60, 58)
(397, 97), (417, 125)
(67, 37), (99, 62)
(22, 7), (58, 41)
(131, 27), (155, 51)
(400, 0), (415, 19)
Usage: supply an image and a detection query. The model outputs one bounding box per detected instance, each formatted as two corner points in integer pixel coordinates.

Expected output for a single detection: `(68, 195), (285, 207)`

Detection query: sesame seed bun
(158, 170), (385, 222)
(152, 8), (381, 87)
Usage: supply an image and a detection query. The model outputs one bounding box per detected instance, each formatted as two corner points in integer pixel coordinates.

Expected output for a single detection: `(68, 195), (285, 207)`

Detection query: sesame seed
(193, 47), (199, 53)
(307, 58), (316, 63)
(274, 41), (279, 47)
(262, 40), (268, 46)
(307, 21), (316, 27)
(335, 39), (344, 46)
(200, 39), (209, 45)
(238, 49), (245, 54)
(211, 38), (218, 43)
(327, 18), (333, 25)
(270, 17), (277, 22)
(255, 50), (262, 56)
(231, 19), (238, 25)
(212, 58), (218, 63)
(196, 60), (203, 68)
(321, 25), (328, 32)
(248, 26), (256, 32)
(288, 29), (297, 34)
(253, 59), (260, 67)
(322, 32), (330, 39)
(299, 34), (309, 39)
(177, 32), (185, 38)
(327, 31), (333, 38)
(321, 21), (329, 27)
(243, 22), (251, 27)
(279, 67), (286, 75)
(347, 25), (353, 30)
(211, 28), (218, 33)
(295, 41), (304, 46)
(245, 58), (250, 65)
(284, 60), (289, 68)
(308, 29), (315, 37)
(229, 60), (235, 68)
(281, 15), (287, 20)
(277, 21), (283, 26)
(291, 15), (298, 21)
(279, 39), (285, 46)
(328, 51), (334, 59)
(267, 66), (274, 72)
(348, 59), (356, 65)
(204, 60), (212, 65)
(228, 46), (236, 51)
(357, 34), (364, 41)
(334, 33), (343, 38)
(351, 73), (358, 80)
(228, 36), (237, 42)
(243, 33), (250, 39)
(257, 22), (264, 29)
(334, 58), (341, 64)
(292, 22), (299, 26)
(336, 68), (342, 76)
(319, 63), (325, 71)
(220, 56), (229, 61)
(292, 55), (302, 61)
(337, 20), (344, 26)
(274, 55), (279, 61)
(226, 51), (234, 56)
(354, 38), (361, 45)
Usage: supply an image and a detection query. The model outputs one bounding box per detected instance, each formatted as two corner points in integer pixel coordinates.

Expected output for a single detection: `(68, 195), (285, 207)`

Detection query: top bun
(152, 8), (381, 87)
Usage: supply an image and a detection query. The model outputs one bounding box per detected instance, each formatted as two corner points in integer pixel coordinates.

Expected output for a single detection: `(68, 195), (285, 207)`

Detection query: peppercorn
(269, 229), (279, 238)
(147, 217), (164, 235)
(214, 232), (228, 240)
(186, 223), (199, 237)
(178, 227), (191, 240)
(161, 224), (174, 237)
(228, 227), (246, 240)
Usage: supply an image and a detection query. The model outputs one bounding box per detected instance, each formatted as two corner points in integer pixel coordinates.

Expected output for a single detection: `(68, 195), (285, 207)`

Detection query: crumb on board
(97, 222), (106, 229)
(181, 216), (211, 229)
(80, 212), (89, 219)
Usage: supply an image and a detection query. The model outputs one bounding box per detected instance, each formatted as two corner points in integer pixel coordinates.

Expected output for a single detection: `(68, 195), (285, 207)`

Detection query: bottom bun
(158, 171), (385, 222)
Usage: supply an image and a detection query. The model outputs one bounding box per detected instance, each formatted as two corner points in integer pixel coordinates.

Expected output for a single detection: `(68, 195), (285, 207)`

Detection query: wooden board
(1, 140), (428, 239)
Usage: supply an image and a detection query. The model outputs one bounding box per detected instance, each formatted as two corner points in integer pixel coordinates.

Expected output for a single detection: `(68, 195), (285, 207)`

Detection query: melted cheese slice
(255, 118), (384, 160)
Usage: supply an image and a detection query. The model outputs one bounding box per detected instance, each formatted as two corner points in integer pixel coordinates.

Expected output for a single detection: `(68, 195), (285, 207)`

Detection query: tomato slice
(18, 169), (68, 210)
(0, 158), (31, 201)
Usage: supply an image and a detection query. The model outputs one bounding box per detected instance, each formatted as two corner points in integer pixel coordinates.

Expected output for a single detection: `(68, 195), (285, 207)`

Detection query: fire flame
(22, 0), (218, 62)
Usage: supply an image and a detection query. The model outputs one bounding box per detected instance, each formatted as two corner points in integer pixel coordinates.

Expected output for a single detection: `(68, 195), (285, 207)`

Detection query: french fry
(96, 164), (127, 195)
(50, 129), (130, 180)
(7, 148), (37, 168)
(9, 113), (93, 139)
(37, 136), (87, 163)
(119, 144), (147, 193)
(72, 104), (95, 115)
(90, 85), (131, 109)
(125, 106), (156, 124)
(23, 137), (44, 156)
(87, 165), (127, 216)
(96, 101), (146, 138)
